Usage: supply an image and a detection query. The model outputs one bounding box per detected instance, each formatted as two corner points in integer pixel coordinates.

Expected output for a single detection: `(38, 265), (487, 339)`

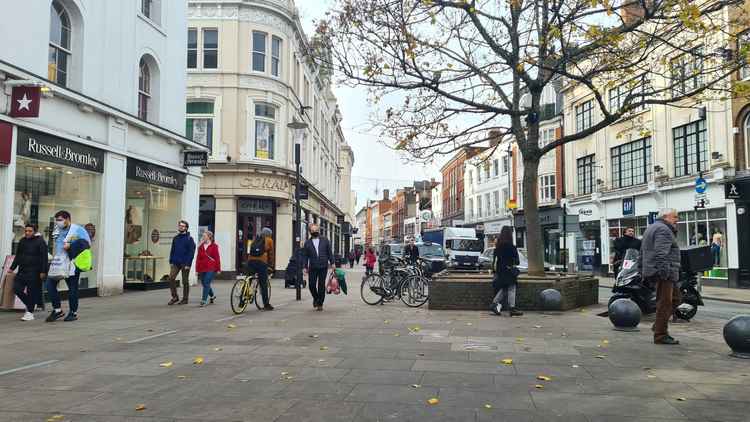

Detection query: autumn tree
(313, 0), (749, 275)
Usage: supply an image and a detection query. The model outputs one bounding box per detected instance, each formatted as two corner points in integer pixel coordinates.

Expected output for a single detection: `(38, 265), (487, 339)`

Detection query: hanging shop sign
(126, 158), (185, 191)
(183, 151), (208, 167)
(237, 198), (274, 215)
(9, 86), (41, 118)
(17, 127), (105, 173)
(0, 122), (11, 165)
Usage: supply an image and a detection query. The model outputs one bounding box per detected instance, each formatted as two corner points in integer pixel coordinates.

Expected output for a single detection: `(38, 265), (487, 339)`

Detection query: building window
(48, 1), (71, 86)
(538, 127), (555, 148)
(577, 154), (595, 195)
(484, 163), (490, 180)
(271, 36), (282, 77)
(539, 174), (556, 203)
(671, 48), (704, 96)
(476, 196), (482, 218)
(203, 29), (218, 69)
(254, 102), (276, 159)
(492, 159), (499, 177)
(468, 170), (474, 186)
(611, 137), (652, 188)
(186, 101), (214, 151)
(141, 0), (152, 18)
(502, 155), (510, 174)
(252, 31), (267, 72)
(609, 77), (647, 113)
(575, 100), (594, 132)
(477, 167), (482, 183)
(138, 58), (151, 121)
(501, 187), (509, 213)
(739, 32), (750, 80)
(674, 119), (708, 177)
(468, 198), (474, 219)
(187, 28), (197, 69)
(484, 193), (491, 217)
(140, 0), (161, 24)
(493, 191), (500, 215)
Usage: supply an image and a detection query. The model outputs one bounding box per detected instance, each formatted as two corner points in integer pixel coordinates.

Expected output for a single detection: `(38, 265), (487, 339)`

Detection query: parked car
(416, 241), (446, 275)
(478, 247), (563, 273)
(378, 243), (404, 274)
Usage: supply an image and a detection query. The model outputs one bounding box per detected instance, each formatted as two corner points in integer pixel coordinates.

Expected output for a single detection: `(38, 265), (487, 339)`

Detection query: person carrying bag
(491, 226), (523, 317)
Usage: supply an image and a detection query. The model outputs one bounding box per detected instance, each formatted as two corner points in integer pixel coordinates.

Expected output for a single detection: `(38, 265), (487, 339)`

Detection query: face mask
(311, 232), (320, 238)
(55, 220), (65, 229)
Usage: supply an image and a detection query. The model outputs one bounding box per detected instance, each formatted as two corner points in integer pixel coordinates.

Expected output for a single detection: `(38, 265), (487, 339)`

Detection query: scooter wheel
(675, 303), (697, 321)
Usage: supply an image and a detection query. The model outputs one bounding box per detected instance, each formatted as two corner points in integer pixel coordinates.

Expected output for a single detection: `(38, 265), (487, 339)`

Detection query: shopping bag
(48, 253), (73, 280)
(326, 272), (341, 295)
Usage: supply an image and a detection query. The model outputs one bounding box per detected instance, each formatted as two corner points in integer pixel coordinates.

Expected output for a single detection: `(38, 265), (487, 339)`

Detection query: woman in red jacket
(364, 247), (377, 276)
(195, 231), (221, 307)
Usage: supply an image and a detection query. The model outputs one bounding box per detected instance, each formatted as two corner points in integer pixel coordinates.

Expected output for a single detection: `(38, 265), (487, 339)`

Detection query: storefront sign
(725, 181), (743, 200)
(484, 221), (505, 234)
(183, 151), (208, 167)
(238, 198), (274, 215)
(514, 208), (563, 228)
(622, 197), (635, 216)
(127, 158), (185, 191)
(578, 208), (593, 217)
(239, 176), (290, 192)
(9, 86), (41, 118)
(17, 127), (105, 173)
(0, 122), (11, 165)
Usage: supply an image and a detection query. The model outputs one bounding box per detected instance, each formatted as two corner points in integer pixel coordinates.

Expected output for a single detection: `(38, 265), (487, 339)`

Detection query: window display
(13, 157), (101, 289)
(677, 208), (727, 279)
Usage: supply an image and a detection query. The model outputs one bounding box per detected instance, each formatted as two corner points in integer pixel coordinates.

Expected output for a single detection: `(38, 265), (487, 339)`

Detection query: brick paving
(0, 267), (748, 422)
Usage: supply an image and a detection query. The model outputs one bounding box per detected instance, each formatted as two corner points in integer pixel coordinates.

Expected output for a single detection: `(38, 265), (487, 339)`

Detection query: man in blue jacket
(302, 224), (335, 311)
(168, 220), (196, 305)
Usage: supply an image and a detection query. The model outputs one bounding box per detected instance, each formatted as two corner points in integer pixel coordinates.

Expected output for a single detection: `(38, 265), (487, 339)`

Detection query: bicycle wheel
(400, 276), (430, 308)
(230, 279), (250, 314)
(254, 278), (271, 310)
(360, 274), (385, 305)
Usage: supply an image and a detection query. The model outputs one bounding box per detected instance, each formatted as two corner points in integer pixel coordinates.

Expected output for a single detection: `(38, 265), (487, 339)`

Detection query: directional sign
(725, 182), (742, 200)
(695, 177), (707, 194)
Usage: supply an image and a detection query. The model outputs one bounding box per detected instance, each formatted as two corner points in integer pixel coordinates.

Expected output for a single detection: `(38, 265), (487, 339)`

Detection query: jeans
(247, 260), (270, 307)
(46, 270), (81, 314)
(200, 272), (216, 303)
(308, 268), (328, 306)
(711, 244), (721, 266)
(492, 284), (516, 309)
(365, 265), (373, 276)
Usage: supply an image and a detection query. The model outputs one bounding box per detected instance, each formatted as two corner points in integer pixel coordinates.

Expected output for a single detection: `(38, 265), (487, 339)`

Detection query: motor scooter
(609, 249), (656, 315)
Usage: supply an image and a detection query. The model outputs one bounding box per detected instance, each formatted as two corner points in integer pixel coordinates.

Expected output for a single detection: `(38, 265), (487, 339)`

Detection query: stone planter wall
(428, 271), (599, 311)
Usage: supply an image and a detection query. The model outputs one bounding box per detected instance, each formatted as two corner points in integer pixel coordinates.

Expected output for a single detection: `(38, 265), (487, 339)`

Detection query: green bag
(73, 249), (93, 272)
(334, 268), (348, 295)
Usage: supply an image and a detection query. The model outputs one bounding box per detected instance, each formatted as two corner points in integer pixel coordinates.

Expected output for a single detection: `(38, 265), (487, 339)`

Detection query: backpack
(249, 235), (265, 257)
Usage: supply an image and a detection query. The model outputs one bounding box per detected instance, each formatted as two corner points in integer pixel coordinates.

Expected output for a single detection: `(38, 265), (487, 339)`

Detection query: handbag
(48, 253), (73, 280)
(326, 272), (341, 295)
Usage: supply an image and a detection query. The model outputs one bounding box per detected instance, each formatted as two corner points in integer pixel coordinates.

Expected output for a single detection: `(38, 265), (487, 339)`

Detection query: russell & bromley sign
(127, 158), (185, 191)
(17, 127), (105, 173)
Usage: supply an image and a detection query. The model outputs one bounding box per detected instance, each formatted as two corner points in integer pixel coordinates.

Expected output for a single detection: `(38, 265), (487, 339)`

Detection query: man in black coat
(11, 224), (49, 321)
(404, 239), (420, 264)
(302, 224), (335, 311)
(612, 227), (641, 276)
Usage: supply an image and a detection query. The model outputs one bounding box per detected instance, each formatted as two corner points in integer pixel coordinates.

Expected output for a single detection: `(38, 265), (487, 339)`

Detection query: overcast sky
(298, 2), (444, 211)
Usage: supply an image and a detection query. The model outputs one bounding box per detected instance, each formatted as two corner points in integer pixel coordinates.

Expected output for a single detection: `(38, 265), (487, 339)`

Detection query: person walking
(355, 247), (362, 265)
(364, 246), (376, 276)
(612, 227), (641, 276)
(302, 224), (335, 311)
(247, 227), (274, 311)
(168, 220), (196, 305)
(348, 250), (356, 269)
(491, 226), (523, 317)
(404, 239), (420, 265)
(641, 208), (682, 345)
(45, 210), (91, 322)
(11, 224), (48, 321)
(195, 231), (220, 307)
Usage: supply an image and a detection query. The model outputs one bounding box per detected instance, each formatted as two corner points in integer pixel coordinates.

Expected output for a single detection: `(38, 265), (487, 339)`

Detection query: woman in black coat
(492, 226), (523, 317)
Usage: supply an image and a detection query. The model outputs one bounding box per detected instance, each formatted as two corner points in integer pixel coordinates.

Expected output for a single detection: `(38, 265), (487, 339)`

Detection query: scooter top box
(680, 246), (713, 273)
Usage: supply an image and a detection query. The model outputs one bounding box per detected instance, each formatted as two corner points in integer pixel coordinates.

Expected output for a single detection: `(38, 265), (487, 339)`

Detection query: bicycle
(360, 258), (429, 307)
(230, 270), (273, 314)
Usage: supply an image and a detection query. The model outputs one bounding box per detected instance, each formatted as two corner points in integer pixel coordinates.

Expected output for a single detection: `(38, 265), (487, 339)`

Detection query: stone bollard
(608, 298), (641, 332)
(539, 289), (562, 311)
(723, 315), (750, 359)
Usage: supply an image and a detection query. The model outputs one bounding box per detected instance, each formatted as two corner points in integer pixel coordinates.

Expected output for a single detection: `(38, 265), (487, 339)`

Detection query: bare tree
(313, 0), (749, 275)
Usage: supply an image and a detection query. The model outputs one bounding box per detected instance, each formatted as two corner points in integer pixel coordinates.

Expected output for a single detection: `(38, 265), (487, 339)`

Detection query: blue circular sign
(695, 177), (707, 194)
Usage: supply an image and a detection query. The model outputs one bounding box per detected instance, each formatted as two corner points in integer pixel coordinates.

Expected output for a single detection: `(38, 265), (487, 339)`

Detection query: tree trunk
(522, 155), (545, 276)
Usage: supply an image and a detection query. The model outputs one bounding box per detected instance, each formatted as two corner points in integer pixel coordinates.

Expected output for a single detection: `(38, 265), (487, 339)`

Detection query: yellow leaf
(281, 371), (289, 376)
(384, 320), (390, 324)
(193, 356), (204, 365)
(427, 398), (440, 405)
(214, 347), (223, 352)
(537, 375), (552, 381)
(320, 346), (329, 351)
(516, 337), (524, 342)
(135, 404), (146, 411)
(677, 397), (687, 401)
(500, 358), (513, 365)
(227, 324), (237, 329)
(177, 375), (187, 379)
(394, 333), (401, 337)
(159, 361), (173, 368)
(595, 355), (607, 359)
(411, 384), (421, 388)
(484, 404), (493, 409)
(534, 384), (544, 389)
(602, 340), (609, 345)
(466, 322), (473, 326)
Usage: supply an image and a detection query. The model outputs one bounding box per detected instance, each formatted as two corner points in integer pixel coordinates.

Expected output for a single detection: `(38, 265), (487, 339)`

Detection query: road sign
(695, 177), (707, 194)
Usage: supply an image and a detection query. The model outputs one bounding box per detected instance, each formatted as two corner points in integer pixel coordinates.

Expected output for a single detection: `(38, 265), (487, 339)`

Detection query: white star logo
(17, 93), (33, 111)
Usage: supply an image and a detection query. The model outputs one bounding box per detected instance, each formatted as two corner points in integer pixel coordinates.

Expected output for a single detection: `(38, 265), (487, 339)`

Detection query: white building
(0, 1), (205, 296)
(428, 183), (442, 229)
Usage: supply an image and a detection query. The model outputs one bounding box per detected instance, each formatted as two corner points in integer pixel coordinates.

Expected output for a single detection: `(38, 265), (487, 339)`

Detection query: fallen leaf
(135, 404), (146, 411)
(284, 376), (294, 380)
(310, 334), (319, 338)
(533, 325), (542, 329)
(484, 404), (493, 409)
(595, 355), (607, 359)
(602, 340), (609, 345)
(281, 371), (290, 376)
(159, 362), (173, 368)
(536, 375), (552, 381)
(516, 337), (524, 342)
(147, 329), (154, 332)
(534, 384), (544, 389)
(115, 337), (123, 341)
(384, 320), (390, 324)
(409, 326), (421, 332)
(466, 322), (473, 326)
(320, 346), (329, 351)
(647, 375), (657, 379)
(193, 356), (204, 365)
(394, 333), (401, 337)
(318, 359), (327, 363)
(177, 375), (187, 379)
(417, 353), (425, 357)
(227, 324), (237, 329)
(500, 358), (514, 365)
(571, 365), (580, 368)
(427, 398), (439, 405)
(240, 379), (249, 383)
(214, 347), (223, 352)
(50, 416), (64, 421)
(677, 397), (687, 401)
(411, 384), (421, 388)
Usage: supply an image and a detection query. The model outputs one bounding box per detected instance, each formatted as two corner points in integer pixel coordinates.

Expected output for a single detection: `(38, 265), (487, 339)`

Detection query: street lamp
(288, 118), (308, 301)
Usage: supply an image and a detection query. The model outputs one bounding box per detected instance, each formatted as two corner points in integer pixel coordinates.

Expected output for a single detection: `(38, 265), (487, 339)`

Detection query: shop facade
(513, 206), (566, 266)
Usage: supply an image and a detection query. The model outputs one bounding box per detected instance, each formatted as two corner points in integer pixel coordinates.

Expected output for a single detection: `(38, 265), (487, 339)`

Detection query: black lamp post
(288, 118), (308, 301)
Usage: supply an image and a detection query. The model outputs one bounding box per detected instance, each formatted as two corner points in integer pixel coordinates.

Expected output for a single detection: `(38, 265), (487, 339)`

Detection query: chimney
(383, 189), (390, 201)
(622, 1), (646, 26)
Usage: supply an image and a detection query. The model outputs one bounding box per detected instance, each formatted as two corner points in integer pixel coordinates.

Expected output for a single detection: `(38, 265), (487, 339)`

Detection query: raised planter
(428, 271), (599, 311)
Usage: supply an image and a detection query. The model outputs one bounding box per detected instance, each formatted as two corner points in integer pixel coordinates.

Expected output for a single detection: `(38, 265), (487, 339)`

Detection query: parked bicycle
(360, 257), (429, 307)
(230, 270), (273, 314)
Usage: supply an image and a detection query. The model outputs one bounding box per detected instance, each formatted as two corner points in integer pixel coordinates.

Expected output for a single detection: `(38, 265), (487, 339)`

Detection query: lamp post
(288, 119), (308, 301)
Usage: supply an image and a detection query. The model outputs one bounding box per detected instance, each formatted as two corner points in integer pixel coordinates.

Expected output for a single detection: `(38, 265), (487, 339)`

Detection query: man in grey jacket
(640, 208), (682, 345)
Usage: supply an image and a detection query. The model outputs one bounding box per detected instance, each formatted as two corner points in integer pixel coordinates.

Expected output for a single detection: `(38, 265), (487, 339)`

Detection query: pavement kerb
(598, 280), (750, 305)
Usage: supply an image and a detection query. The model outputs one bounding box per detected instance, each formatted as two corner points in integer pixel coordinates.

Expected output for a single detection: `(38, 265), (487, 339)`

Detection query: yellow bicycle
(230, 271), (273, 314)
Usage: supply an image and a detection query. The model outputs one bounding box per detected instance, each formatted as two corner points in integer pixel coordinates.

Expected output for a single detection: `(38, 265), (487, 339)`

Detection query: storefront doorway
(236, 198), (276, 272)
